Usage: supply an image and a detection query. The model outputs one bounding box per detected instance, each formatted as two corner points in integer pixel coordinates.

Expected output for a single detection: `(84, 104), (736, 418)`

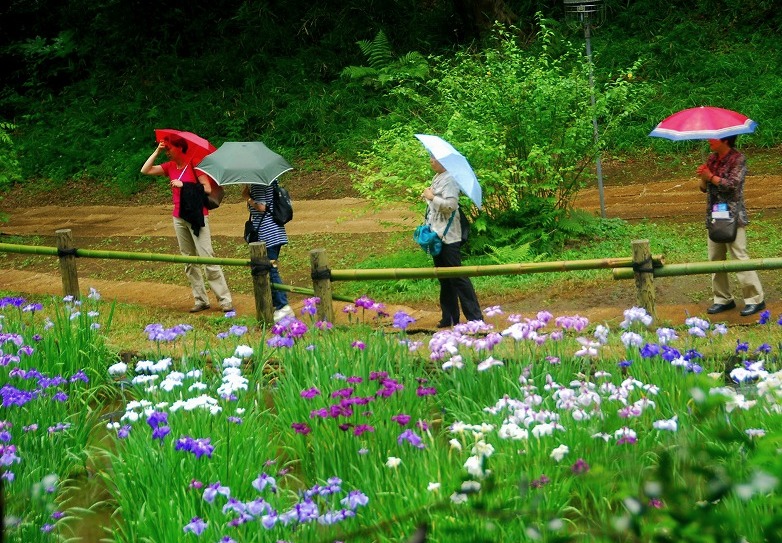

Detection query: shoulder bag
(708, 212), (738, 243)
(413, 209), (456, 256)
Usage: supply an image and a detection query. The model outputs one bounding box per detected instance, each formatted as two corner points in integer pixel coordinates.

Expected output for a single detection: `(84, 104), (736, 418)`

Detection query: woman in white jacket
(422, 155), (482, 328)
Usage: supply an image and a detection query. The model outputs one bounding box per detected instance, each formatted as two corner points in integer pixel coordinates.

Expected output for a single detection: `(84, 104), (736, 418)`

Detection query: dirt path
(2, 176), (782, 329)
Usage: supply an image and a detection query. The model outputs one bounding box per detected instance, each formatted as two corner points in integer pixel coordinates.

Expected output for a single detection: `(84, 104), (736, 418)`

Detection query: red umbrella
(648, 106), (757, 141)
(154, 128), (216, 165)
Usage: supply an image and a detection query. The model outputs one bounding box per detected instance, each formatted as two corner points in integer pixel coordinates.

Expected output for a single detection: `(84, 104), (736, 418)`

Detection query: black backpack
(271, 180), (293, 226)
(458, 204), (470, 243)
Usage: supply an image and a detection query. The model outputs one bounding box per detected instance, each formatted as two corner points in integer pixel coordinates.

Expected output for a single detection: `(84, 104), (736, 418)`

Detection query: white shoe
(273, 305), (295, 322)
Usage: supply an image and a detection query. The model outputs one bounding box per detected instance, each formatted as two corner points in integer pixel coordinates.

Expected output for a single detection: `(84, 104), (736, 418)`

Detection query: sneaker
(189, 303), (211, 313)
(273, 305), (295, 322)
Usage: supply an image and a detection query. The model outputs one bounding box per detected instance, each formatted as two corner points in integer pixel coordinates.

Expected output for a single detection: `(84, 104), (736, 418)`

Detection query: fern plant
(341, 30), (429, 89)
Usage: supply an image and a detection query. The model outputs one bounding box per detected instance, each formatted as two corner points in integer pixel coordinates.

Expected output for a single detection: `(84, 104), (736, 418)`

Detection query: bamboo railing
(9, 229), (781, 326)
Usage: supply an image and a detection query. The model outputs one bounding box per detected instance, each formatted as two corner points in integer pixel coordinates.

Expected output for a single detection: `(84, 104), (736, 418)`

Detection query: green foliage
(0, 121), (22, 191)
(341, 30), (430, 90)
(1, 0), (782, 204)
(353, 19), (650, 254)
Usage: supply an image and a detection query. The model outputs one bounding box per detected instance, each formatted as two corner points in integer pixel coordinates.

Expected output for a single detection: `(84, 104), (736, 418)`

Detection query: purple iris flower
(175, 436), (215, 459)
(341, 490), (369, 510)
(331, 387), (354, 399)
(152, 425), (171, 442)
(292, 422), (311, 435)
(392, 311), (416, 330)
(758, 310), (771, 324)
(755, 343), (772, 353)
(391, 413), (411, 426)
(252, 473), (277, 493)
(736, 340), (749, 353)
(183, 516), (208, 535)
(146, 411), (168, 429)
(571, 458), (590, 474)
(398, 429), (426, 449)
(301, 387), (321, 399)
(69, 370), (89, 383)
(639, 343), (661, 358)
(353, 424), (374, 436)
(203, 482), (231, 503)
(302, 297), (320, 315)
(269, 334), (296, 348)
(684, 349), (703, 360)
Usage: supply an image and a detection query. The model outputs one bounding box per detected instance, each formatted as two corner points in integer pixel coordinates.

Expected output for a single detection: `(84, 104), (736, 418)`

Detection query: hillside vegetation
(0, 0), (780, 199)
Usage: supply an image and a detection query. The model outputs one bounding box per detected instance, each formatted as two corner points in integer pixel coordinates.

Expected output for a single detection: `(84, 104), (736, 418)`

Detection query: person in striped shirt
(242, 183), (294, 322)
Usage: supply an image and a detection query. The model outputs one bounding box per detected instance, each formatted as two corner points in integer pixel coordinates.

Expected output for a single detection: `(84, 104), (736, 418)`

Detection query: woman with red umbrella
(141, 135), (234, 313)
(697, 135), (765, 317)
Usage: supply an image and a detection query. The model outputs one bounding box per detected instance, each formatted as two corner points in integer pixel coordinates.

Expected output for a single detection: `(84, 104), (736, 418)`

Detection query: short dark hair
(722, 135), (737, 148)
(165, 135), (188, 153)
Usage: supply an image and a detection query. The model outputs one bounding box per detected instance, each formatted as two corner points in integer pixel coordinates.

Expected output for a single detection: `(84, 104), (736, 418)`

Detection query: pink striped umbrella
(649, 106), (757, 141)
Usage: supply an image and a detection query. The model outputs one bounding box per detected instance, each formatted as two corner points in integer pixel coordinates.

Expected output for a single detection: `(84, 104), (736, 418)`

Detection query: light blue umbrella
(195, 141), (293, 186)
(415, 134), (482, 209)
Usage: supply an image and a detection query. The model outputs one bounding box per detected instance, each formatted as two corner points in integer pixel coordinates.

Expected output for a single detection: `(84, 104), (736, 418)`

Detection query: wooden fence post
(56, 229), (80, 299)
(632, 239), (656, 321)
(249, 242), (274, 325)
(310, 248), (335, 323)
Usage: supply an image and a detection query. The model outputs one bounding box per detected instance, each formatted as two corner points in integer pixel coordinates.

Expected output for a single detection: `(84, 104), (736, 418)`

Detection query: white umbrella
(415, 134), (482, 209)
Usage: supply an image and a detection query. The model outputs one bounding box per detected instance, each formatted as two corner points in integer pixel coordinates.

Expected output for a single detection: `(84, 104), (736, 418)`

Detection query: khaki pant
(173, 217), (233, 309)
(707, 226), (764, 305)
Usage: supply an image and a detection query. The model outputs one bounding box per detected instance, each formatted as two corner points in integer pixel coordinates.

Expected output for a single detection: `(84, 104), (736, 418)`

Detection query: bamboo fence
(4, 230), (779, 325)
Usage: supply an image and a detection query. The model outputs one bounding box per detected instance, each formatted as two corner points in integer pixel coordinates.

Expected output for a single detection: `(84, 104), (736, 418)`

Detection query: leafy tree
(353, 18), (650, 253)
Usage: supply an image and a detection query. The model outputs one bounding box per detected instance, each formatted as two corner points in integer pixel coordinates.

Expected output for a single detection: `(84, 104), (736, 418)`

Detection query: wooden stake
(310, 248), (335, 323)
(632, 239), (656, 321)
(56, 229), (80, 299)
(249, 242), (274, 325)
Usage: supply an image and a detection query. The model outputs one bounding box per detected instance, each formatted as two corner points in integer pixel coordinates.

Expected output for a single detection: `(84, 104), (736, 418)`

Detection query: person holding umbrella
(242, 183), (294, 322)
(422, 153), (482, 328)
(141, 135), (234, 313)
(697, 135), (765, 316)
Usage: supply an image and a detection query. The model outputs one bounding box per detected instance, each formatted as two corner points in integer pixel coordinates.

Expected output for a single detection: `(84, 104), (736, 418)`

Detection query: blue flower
(758, 310), (771, 324)
(755, 343), (772, 354)
(398, 429), (426, 449)
(392, 311), (416, 330)
(640, 343), (661, 358)
(146, 411), (168, 429)
(183, 516), (207, 536)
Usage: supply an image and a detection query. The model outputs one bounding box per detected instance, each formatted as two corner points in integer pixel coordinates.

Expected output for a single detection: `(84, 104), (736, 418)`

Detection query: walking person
(422, 154), (482, 327)
(141, 136), (234, 313)
(242, 183), (294, 322)
(697, 135), (765, 317)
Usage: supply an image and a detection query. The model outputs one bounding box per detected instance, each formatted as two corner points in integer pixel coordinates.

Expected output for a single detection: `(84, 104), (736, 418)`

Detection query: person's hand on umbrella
(171, 179), (184, 188)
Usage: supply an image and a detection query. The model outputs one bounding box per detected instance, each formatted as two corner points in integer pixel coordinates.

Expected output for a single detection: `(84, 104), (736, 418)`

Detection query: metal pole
(585, 22), (606, 218)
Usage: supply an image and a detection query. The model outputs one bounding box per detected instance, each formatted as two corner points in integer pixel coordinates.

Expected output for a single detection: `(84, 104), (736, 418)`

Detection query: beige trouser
(707, 227), (764, 305)
(173, 217), (233, 309)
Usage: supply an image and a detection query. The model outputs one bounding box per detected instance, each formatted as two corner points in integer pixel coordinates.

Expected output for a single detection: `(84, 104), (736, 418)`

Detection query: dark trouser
(433, 242), (482, 325)
(267, 244), (289, 310)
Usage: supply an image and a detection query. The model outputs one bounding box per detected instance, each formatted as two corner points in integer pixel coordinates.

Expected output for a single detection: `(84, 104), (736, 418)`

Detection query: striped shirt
(247, 184), (288, 247)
